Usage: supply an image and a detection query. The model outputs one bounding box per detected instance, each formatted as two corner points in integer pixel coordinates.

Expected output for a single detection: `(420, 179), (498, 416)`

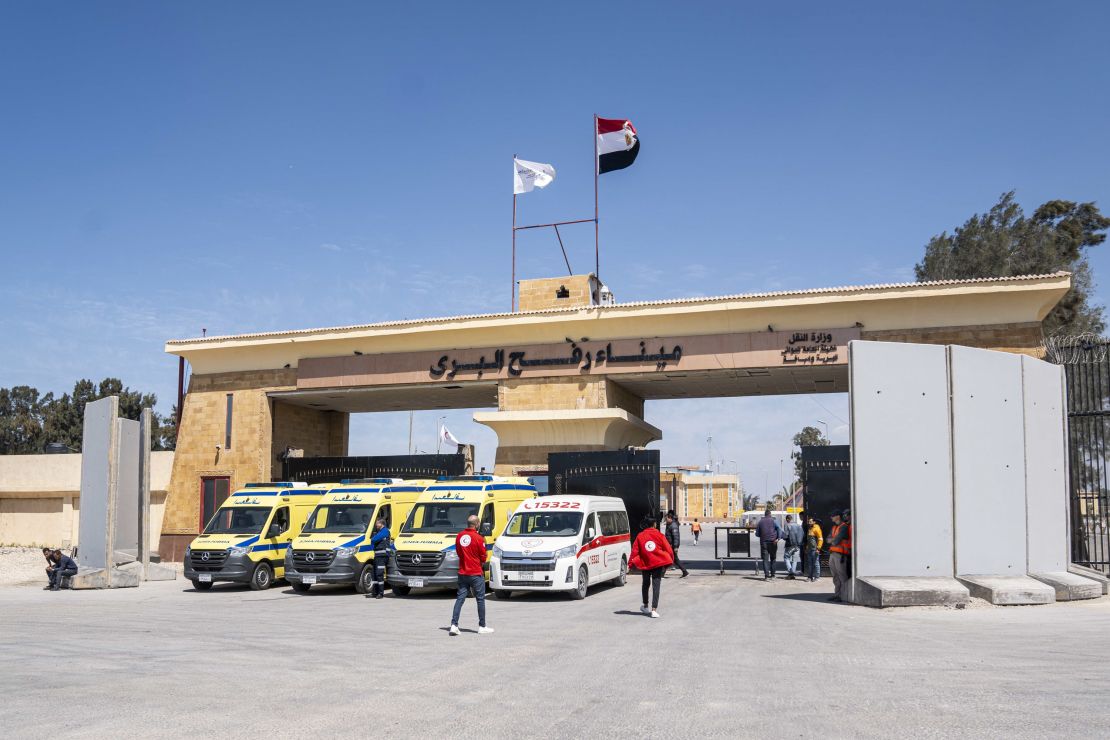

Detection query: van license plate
(198, 574), (212, 582)
(303, 575), (317, 585)
(407, 578), (424, 588)
(516, 572), (536, 581)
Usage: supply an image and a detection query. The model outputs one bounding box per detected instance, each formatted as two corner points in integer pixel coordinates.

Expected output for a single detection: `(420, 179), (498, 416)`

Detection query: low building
(660, 467), (742, 522)
(0, 452), (173, 551)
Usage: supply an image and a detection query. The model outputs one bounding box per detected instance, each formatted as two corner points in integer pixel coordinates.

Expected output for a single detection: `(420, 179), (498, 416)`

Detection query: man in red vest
(449, 515), (494, 636)
(630, 516), (675, 619)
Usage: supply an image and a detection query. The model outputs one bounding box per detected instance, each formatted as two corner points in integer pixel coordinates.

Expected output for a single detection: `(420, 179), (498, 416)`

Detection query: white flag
(513, 158), (556, 194)
(440, 424), (461, 447)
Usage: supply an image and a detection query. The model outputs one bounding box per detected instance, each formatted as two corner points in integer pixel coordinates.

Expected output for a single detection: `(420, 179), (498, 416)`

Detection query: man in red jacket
(629, 516), (675, 618)
(449, 515), (494, 636)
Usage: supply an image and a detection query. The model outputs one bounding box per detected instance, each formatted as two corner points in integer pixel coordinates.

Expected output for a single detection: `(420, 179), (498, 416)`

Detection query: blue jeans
(806, 548), (821, 579)
(784, 546), (800, 575)
(451, 574), (486, 628)
(760, 541), (777, 577)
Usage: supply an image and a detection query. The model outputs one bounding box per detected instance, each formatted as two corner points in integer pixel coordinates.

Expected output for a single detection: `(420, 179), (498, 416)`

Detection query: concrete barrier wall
(1022, 356), (1069, 572)
(849, 341), (1074, 587)
(78, 397), (116, 570)
(850, 341), (955, 577)
(950, 346), (1028, 575)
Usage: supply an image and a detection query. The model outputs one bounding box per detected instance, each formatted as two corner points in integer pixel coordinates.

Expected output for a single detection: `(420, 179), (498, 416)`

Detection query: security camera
(215, 444), (222, 451)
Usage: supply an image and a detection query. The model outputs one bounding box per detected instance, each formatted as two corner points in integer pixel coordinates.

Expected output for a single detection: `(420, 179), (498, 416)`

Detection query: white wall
(850, 341), (955, 577)
(1022, 356), (1069, 572)
(849, 341), (1073, 581)
(950, 346), (1027, 575)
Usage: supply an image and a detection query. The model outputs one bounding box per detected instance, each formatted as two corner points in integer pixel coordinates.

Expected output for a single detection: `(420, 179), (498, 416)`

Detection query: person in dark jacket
(782, 514), (804, 580)
(367, 518), (391, 599)
(664, 511), (689, 578)
(630, 516), (675, 618)
(755, 508), (782, 580)
(46, 549), (78, 591)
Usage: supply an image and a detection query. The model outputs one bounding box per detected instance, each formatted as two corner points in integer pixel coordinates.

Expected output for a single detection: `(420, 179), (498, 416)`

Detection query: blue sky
(2, 2), (1108, 490)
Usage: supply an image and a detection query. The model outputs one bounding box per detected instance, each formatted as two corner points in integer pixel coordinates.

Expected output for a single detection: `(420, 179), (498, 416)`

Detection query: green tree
(791, 425), (829, 479)
(915, 192), (1109, 335)
(1, 379), (176, 453)
(742, 493), (761, 511)
(0, 386), (52, 454)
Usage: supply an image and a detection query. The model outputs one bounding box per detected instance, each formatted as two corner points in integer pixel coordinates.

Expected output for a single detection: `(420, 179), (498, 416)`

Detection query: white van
(490, 495), (631, 600)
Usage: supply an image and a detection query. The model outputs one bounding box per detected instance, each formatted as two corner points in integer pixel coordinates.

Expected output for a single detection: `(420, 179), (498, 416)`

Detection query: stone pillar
(161, 368), (351, 559)
(475, 376), (660, 475)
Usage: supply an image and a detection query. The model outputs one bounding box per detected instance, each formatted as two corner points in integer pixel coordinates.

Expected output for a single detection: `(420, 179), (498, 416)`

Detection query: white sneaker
(478, 626), (495, 635)
(448, 624), (459, 636)
(640, 605), (651, 615)
(650, 610), (660, 618)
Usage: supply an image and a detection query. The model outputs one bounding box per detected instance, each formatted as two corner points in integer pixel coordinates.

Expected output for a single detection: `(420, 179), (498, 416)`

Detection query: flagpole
(512, 154), (517, 312)
(593, 114), (599, 284)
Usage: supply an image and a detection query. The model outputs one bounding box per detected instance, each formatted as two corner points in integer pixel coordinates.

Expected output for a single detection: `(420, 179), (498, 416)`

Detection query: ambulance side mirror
(267, 523), (281, 538)
(480, 523), (493, 537)
(588, 527), (596, 539)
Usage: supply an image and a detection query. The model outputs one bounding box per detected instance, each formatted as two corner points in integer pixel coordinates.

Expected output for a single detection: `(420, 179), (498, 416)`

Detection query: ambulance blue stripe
(250, 542), (290, 552)
(386, 486), (425, 492)
(333, 487), (385, 493)
(428, 486), (484, 491)
(340, 535), (366, 548)
(439, 543), (494, 552)
(235, 536), (260, 548)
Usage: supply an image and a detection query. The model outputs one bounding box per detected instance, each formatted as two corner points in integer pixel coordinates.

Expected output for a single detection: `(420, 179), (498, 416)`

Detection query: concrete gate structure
(161, 272), (1071, 561)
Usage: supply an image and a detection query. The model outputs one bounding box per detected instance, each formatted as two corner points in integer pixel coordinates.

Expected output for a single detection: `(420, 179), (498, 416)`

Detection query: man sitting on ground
(45, 549), (78, 591)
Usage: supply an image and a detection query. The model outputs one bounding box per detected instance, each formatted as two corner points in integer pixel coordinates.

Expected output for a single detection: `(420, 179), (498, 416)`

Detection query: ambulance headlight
(492, 545), (503, 558)
(228, 547), (249, 557)
(552, 544), (577, 560)
(443, 548), (459, 561)
(336, 546), (357, 557)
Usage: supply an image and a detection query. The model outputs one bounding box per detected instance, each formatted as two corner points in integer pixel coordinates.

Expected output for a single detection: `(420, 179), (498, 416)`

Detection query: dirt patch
(0, 547), (56, 588)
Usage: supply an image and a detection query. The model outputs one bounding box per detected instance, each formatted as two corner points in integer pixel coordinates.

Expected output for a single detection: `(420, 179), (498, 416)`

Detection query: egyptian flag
(596, 117), (639, 174)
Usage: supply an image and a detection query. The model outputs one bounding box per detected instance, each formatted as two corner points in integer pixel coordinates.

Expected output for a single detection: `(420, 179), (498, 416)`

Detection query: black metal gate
(547, 449), (660, 540)
(1047, 335), (1110, 575)
(282, 454), (467, 484)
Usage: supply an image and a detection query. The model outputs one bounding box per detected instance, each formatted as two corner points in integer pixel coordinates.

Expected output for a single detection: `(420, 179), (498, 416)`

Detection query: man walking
(448, 515), (494, 635)
(827, 510), (852, 602)
(664, 511), (689, 578)
(691, 519), (702, 546)
(805, 516), (823, 582)
(782, 514), (804, 580)
(755, 508), (782, 580)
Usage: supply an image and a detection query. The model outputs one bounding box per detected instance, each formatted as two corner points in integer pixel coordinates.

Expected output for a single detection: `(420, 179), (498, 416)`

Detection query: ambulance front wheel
(191, 579), (212, 591)
(571, 565), (588, 600)
(250, 562), (273, 591)
(615, 557), (628, 586)
(392, 584), (411, 596)
(355, 564), (374, 595)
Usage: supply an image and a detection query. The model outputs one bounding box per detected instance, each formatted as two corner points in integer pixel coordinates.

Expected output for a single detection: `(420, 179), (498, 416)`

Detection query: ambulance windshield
(505, 512), (583, 537)
(403, 503), (479, 534)
(203, 507), (270, 535)
(303, 504), (377, 534)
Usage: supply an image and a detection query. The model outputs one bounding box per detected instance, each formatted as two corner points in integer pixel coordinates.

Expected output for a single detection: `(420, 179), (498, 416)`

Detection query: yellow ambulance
(387, 475), (537, 595)
(284, 478), (432, 594)
(184, 482), (328, 591)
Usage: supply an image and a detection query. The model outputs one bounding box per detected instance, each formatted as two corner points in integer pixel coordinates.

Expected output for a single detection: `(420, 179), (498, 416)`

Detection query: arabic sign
(295, 329), (859, 390)
(428, 341), (683, 380)
(782, 332), (840, 365)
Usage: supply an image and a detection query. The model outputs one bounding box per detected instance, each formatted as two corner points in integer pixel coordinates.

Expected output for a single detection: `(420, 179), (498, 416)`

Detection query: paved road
(2, 570), (1108, 739)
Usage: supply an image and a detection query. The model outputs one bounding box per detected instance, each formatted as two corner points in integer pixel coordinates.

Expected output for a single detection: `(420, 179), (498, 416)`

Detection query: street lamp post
(816, 419), (829, 440)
